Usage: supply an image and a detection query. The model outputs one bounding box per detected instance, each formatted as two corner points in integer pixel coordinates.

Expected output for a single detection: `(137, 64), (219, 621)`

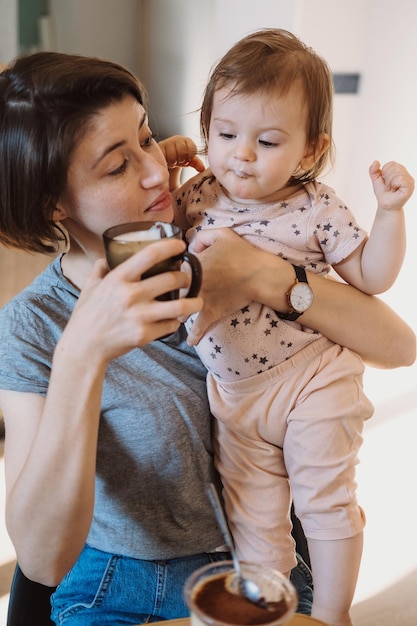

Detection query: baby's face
(207, 82), (312, 205)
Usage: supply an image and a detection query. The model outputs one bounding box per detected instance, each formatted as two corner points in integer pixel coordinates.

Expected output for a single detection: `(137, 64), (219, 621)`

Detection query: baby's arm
(334, 161), (414, 294)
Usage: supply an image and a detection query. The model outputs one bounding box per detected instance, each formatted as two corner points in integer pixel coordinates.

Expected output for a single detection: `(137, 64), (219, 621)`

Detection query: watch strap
(275, 264), (308, 321)
(276, 310), (303, 321)
(293, 264), (307, 284)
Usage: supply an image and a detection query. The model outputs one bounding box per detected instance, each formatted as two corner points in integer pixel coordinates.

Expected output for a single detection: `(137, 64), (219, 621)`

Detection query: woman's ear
(51, 204), (68, 222)
(300, 133), (330, 171)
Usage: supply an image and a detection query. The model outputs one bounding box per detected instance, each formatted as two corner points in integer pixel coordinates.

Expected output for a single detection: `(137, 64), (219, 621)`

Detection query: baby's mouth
(233, 170), (252, 179)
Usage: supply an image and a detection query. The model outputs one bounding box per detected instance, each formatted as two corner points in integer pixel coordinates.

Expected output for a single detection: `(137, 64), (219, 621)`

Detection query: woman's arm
(297, 271), (415, 368)
(1, 240), (203, 586)
(188, 228), (415, 369)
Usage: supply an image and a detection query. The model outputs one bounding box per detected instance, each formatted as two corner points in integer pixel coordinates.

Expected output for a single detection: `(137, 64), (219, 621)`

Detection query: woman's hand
(68, 238), (203, 361)
(187, 228), (278, 345)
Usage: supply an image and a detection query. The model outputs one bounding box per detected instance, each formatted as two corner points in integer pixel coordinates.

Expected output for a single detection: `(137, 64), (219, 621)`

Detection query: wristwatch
(276, 264), (313, 321)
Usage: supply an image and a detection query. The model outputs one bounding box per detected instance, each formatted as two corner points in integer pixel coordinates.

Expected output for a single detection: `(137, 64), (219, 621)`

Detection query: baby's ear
(300, 133), (330, 171)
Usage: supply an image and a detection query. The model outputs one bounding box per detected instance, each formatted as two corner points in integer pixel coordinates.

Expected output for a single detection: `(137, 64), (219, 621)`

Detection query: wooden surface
(147, 614), (328, 626)
(0, 245), (53, 423)
(0, 244), (51, 309)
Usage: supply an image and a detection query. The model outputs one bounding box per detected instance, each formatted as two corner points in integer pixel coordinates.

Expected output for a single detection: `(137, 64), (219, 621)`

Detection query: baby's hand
(159, 135), (205, 191)
(159, 135), (205, 170)
(369, 160), (415, 211)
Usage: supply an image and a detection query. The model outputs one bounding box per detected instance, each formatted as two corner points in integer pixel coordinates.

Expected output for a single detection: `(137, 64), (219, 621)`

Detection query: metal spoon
(206, 483), (267, 608)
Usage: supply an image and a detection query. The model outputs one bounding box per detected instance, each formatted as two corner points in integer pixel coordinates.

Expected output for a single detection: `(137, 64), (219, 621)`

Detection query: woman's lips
(145, 191), (173, 213)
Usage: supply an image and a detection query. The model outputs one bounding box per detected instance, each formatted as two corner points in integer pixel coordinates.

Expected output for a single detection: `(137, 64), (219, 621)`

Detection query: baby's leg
(207, 369), (299, 575)
(284, 345), (373, 626)
(214, 418), (296, 574)
(308, 533), (363, 626)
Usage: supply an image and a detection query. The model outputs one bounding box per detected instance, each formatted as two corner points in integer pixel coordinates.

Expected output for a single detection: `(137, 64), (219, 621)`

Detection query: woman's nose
(140, 152), (169, 188)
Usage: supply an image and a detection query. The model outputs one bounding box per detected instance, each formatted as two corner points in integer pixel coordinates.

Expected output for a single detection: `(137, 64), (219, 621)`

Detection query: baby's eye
(259, 139), (277, 148)
(219, 132), (235, 140)
(109, 159), (128, 176)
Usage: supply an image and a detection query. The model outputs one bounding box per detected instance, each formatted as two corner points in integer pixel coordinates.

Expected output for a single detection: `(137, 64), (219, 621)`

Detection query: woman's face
(56, 95), (173, 253)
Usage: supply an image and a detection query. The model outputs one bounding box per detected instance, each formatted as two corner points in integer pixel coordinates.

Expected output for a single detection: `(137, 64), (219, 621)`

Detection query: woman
(0, 52), (414, 625)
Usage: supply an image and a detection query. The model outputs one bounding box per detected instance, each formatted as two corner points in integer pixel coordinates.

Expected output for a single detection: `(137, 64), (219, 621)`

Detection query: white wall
(0, 0), (141, 74)
(295, 0), (417, 413)
(48, 0), (142, 75)
(0, 0), (18, 62)
(143, 0), (298, 141)
(138, 0), (215, 139)
(293, 0), (417, 327)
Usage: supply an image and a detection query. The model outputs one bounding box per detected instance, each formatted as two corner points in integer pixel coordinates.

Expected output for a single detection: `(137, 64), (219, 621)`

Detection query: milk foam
(113, 222), (175, 241)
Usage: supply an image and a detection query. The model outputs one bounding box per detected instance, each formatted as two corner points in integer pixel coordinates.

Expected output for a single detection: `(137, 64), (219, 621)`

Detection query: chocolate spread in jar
(193, 572), (289, 625)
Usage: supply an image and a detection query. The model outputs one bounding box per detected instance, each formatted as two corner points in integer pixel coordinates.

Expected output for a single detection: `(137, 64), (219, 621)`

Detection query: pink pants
(207, 337), (373, 573)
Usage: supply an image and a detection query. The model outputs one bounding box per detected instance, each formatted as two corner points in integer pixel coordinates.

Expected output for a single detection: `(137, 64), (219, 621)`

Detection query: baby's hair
(200, 28), (334, 183)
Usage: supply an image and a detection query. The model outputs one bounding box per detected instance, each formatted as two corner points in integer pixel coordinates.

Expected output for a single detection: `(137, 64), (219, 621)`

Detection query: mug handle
(176, 252), (202, 298)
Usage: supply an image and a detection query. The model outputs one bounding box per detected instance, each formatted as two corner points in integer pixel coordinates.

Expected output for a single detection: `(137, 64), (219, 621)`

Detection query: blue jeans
(51, 545), (313, 625)
(290, 553), (313, 616)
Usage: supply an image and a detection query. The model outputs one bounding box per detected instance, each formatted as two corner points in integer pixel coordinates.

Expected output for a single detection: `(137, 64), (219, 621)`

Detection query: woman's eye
(109, 159), (128, 176)
(142, 132), (157, 148)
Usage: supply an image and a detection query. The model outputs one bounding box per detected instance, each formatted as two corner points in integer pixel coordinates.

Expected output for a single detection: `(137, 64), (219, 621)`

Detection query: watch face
(289, 282), (313, 313)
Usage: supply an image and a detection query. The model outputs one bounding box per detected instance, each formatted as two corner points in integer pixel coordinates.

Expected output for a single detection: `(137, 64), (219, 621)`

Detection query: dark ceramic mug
(103, 221), (202, 301)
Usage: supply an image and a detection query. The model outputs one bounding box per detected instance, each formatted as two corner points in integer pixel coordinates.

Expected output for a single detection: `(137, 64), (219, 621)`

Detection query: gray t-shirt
(0, 256), (222, 559)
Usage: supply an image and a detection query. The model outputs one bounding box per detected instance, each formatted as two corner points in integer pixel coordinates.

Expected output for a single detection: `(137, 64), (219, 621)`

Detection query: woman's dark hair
(0, 52), (146, 253)
(200, 28), (334, 185)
